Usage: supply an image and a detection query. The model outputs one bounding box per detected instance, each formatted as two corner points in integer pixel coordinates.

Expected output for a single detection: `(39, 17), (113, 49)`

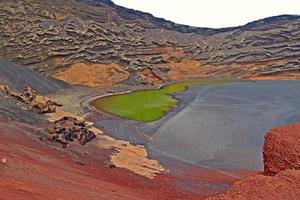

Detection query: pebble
(1, 158), (7, 164)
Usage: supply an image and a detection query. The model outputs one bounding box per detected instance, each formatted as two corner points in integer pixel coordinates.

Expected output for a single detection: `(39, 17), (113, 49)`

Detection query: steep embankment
(1, 0), (300, 87)
(208, 123), (300, 200)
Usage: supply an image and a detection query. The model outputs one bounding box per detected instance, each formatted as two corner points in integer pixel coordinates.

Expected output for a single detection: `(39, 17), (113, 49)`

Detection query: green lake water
(92, 81), (227, 122)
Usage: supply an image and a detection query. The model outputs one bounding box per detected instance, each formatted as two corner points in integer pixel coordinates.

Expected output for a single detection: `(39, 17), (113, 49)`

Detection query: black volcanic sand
(0, 58), (69, 94)
(91, 80), (300, 171)
(0, 58), (70, 124)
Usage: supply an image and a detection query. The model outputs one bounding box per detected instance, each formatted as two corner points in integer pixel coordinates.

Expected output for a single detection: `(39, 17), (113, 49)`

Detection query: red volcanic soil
(208, 170), (300, 200)
(208, 122), (300, 200)
(0, 121), (245, 200)
(0, 122), (182, 200)
(263, 123), (300, 175)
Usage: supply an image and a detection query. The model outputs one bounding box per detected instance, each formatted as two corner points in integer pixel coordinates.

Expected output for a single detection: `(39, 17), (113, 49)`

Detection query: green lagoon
(92, 81), (227, 122)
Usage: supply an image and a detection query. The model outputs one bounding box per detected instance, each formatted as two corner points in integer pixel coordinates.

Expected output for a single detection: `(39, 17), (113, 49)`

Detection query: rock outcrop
(208, 123), (300, 200)
(0, 84), (9, 94)
(1, 0), (300, 87)
(41, 116), (96, 147)
(0, 85), (61, 114)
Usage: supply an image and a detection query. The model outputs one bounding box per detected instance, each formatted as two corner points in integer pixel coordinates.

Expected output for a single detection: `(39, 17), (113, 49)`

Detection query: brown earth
(165, 60), (206, 80)
(247, 71), (300, 80)
(55, 63), (130, 88)
(166, 59), (290, 81)
(140, 68), (164, 85)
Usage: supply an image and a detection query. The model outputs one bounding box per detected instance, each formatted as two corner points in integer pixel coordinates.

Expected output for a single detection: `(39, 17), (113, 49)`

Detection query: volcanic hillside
(0, 58), (69, 124)
(1, 0), (300, 87)
(1, 1), (300, 199)
(0, 58), (68, 93)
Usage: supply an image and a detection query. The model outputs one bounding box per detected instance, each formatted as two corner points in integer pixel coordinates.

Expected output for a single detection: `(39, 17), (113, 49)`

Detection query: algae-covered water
(91, 80), (300, 170)
(92, 81), (226, 122)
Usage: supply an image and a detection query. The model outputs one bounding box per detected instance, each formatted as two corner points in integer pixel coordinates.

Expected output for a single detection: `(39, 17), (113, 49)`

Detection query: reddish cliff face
(263, 123), (300, 175)
(207, 123), (300, 200)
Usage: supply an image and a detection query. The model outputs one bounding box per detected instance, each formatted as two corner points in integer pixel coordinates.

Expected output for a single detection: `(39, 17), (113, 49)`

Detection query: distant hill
(1, 0), (300, 87)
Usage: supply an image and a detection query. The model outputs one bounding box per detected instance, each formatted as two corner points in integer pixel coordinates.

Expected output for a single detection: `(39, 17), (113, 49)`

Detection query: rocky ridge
(1, 0), (300, 87)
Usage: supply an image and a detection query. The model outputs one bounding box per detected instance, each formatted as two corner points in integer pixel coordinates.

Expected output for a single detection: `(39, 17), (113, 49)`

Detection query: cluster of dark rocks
(43, 116), (96, 147)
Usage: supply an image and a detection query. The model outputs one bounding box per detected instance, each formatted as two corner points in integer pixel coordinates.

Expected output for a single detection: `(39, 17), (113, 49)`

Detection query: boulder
(0, 84), (9, 94)
(23, 86), (36, 102)
(31, 95), (58, 113)
(2, 86), (61, 114)
(263, 123), (300, 175)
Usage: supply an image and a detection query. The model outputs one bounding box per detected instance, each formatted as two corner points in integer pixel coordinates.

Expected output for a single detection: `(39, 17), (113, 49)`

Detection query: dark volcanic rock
(43, 116), (96, 147)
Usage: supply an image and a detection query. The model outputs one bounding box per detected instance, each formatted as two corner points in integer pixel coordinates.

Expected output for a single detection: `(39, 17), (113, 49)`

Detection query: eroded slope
(1, 1), (300, 87)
